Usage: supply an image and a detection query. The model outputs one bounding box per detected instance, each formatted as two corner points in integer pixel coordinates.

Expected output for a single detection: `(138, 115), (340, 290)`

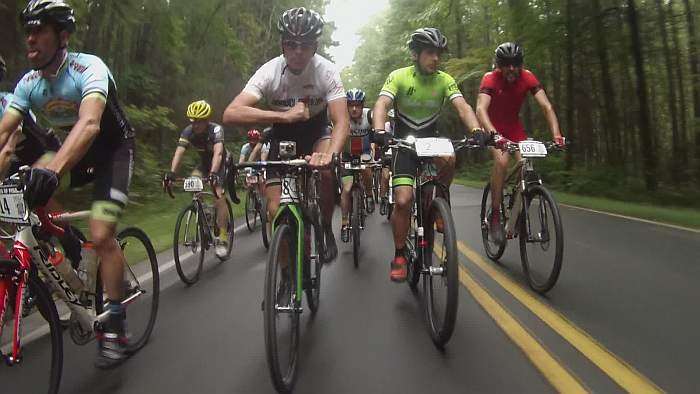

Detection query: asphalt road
(3, 185), (699, 393)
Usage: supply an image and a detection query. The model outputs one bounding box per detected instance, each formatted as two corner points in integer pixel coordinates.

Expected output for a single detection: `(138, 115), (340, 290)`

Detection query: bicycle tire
(245, 189), (256, 232)
(305, 222), (322, 314)
(264, 223), (299, 393)
(2, 273), (64, 394)
(424, 197), (458, 348)
(116, 227), (160, 352)
(261, 196), (270, 249)
(480, 183), (506, 261)
(519, 185), (564, 294)
(173, 204), (204, 285)
(351, 187), (362, 268)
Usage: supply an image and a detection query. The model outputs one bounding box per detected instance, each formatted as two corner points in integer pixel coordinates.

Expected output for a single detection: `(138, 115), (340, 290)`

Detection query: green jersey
(379, 65), (462, 137)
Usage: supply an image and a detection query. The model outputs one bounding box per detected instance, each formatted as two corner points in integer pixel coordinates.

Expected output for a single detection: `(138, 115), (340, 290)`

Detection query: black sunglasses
(282, 40), (315, 50)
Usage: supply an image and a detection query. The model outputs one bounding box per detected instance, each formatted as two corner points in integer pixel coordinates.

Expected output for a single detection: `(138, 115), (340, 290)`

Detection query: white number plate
(280, 177), (299, 203)
(518, 141), (548, 158)
(246, 175), (258, 184)
(183, 177), (204, 192)
(0, 185), (28, 224)
(414, 138), (454, 157)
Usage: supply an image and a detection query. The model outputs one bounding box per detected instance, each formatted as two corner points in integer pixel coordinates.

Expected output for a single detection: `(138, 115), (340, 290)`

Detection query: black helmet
(20, 0), (75, 33)
(0, 55), (6, 82)
(495, 42), (523, 66)
(277, 7), (324, 41)
(408, 28), (448, 52)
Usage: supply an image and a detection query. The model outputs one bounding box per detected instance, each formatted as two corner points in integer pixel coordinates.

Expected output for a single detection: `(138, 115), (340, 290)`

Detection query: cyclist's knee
(394, 187), (413, 211)
(89, 222), (117, 252)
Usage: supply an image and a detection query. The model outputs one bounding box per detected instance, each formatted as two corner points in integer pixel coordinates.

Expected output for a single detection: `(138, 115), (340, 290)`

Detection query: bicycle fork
(0, 258), (27, 366)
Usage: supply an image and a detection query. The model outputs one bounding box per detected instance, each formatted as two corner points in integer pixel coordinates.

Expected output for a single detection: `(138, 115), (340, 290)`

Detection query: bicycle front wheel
(245, 189), (257, 232)
(480, 183), (506, 261)
(116, 227), (160, 352)
(264, 223), (299, 393)
(519, 185), (564, 294)
(1, 273), (63, 394)
(424, 197), (458, 349)
(261, 196), (271, 249)
(351, 187), (362, 268)
(173, 204), (204, 285)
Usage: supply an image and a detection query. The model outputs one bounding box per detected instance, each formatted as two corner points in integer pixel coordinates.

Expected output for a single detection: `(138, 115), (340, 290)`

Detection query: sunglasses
(497, 60), (523, 68)
(282, 40), (316, 51)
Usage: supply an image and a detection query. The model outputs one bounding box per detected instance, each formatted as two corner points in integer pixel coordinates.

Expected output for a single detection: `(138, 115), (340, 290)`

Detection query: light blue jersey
(0, 92), (11, 117)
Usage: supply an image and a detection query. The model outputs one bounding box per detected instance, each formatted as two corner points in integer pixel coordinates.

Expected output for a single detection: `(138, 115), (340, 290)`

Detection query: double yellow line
(455, 241), (663, 393)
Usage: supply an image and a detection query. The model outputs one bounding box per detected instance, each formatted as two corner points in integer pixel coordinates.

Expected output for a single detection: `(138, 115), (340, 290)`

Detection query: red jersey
(479, 69), (542, 142)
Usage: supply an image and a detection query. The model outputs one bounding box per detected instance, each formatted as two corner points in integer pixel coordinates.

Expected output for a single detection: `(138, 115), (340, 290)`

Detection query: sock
(219, 227), (228, 241)
(106, 300), (125, 333)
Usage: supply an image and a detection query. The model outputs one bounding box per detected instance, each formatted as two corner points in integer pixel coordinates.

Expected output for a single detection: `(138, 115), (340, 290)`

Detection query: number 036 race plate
(0, 185), (28, 224)
(414, 138), (454, 157)
(183, 177), (204, 192)
(518, 140), (548, 158)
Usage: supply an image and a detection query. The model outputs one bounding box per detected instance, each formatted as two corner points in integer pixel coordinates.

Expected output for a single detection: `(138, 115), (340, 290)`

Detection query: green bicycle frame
(272, 204), (305, 301)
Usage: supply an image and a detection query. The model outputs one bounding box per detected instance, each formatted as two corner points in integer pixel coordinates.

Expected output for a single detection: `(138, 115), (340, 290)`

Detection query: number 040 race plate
(0, 185), (28, 224)
(183, 177), (204, 192)
(518, 140), (548, 158)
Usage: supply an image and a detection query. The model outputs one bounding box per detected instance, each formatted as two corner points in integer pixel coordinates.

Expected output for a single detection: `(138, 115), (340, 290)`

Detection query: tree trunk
(591, 0), (622, 166)
(627, 0), (658, 191)
(655, 0), (683, 183)
(565, 0), (576, 170)
(670, 0), (689, 170)
(682, 0), (700, 179)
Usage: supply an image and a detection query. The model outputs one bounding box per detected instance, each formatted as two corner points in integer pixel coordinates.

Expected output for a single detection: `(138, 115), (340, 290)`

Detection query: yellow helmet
(186, 100), (213, 120)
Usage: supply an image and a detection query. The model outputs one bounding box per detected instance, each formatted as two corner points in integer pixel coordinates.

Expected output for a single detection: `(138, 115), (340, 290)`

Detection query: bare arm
(0, 110), (23, 149)
(248, 143), (262, 162)
(451, 96), (481, 132)
(476, 93), (497, 133)
(0, 129), (20, 179)
(223, 92), (309, 125)
(372, 96), (393, 131)
(170, 146), (187, 173)
(533, 90), (562, 139)
(210, 142), (224, 174)
(46, 97), (105, 176)
(327, 98), (350, 154)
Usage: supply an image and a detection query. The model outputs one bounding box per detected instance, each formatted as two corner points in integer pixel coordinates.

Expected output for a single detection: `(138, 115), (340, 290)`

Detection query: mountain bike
(242, 167), (270, 249)
(480, 138), (565, 294)
(237, 143), (327, 393)
(166, 175), (234, 285)
(389, 135), (478, 349)
(340, 155), (381, 268)
(378, 149), (394, 220)
(0, 174), (159, 394)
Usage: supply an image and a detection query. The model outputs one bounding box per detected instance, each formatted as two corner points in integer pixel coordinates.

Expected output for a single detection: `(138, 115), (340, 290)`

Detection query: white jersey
(243, 54), (345, 117)
(350, 108), (372, 136)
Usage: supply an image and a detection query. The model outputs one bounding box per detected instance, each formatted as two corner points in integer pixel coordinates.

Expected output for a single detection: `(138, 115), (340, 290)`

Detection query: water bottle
(79, 242), (98, 294)
(50, 248), (84, 292)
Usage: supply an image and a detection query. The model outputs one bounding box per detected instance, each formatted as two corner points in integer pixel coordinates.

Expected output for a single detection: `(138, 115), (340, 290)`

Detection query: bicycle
(378, 149), (394, 220)
(340, 154), (381, 268)
(480, 138), (565, 294)
(237, 142), (327, 393)
(242, 167), (270, 249)
(166, 175), (234, 285)
(0, 173), (159, 394)
(388, 135), (478, 348)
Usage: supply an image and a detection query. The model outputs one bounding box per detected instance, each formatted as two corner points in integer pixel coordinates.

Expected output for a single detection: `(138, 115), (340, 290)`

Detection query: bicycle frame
(501, 155), (543, 239)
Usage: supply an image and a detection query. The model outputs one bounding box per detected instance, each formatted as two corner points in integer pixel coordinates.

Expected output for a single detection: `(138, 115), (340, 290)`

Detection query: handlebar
(163, 175), (220, 199)
(386, 136), (483, 152)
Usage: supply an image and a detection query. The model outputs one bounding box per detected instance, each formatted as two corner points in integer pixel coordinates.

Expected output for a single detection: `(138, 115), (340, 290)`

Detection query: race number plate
(414, 138), (454, 157)
(280, 176), (299, 203)
(183, 177), (204, 192)
(246, 175), (258, 184)
(0, 185), (28, 224)
(518, 141), (548, 158)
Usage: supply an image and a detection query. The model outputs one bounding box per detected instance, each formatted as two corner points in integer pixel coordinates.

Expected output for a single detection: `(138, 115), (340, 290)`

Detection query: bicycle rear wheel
(245, 189), (257, 232)
(264, 223), (299, 393)
(115, 227), (160, 352)
(173, 204), (205, 285)
(351, 187), (362, 268)
(480, 183), (506, 261)
(1, 272), (63, 394)
(519, 185), (564, 294)
(424, 197), (458, 348)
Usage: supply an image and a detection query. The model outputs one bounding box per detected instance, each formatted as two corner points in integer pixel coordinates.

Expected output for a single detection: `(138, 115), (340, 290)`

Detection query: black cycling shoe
(322, 228), (338, 263)
(95, 313), (130, 370)
(380, 197), (388, 216)
(340, 224), (350, 243)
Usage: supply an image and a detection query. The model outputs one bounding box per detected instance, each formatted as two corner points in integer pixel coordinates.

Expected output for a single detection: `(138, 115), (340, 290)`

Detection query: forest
(1, 0), (699, 208)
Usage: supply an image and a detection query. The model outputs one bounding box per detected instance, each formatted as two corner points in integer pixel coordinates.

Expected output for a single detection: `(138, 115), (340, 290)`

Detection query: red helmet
(247, 129), (261, 142)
